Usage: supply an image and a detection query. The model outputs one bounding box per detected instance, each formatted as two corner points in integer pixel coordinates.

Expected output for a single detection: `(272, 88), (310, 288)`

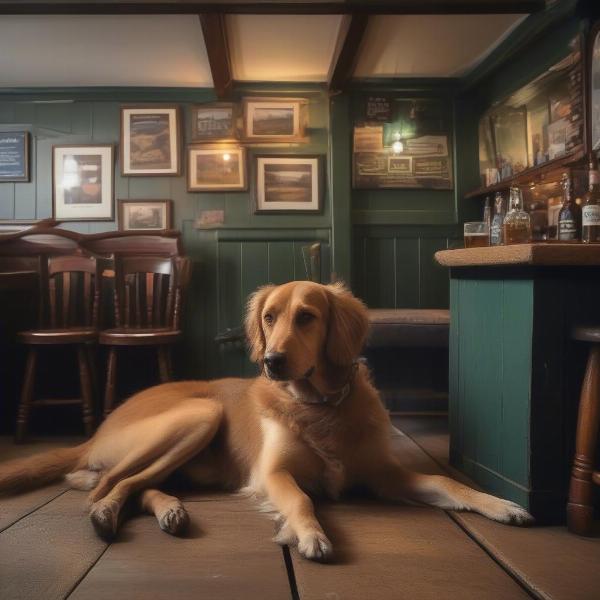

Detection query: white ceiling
(0, 16), (213, 87)
(227, 15), (344, 82)
(354, 14), (526, 78)
(0, 13), (527, 87)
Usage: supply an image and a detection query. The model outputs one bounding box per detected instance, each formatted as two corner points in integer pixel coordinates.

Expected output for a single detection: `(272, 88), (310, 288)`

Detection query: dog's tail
(0, 442), (91, 496)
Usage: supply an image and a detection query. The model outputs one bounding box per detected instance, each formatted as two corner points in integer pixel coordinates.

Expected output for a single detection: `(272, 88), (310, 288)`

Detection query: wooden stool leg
(16, 347), (37, 443)
(77, 345), (95, 437)
(157, 346), (171, 383)
(567, 344), (600, 535)
(103, 346), (118, 419)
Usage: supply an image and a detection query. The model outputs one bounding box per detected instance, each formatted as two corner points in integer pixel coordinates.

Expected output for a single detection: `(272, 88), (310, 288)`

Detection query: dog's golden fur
(0, 281), (532, 561)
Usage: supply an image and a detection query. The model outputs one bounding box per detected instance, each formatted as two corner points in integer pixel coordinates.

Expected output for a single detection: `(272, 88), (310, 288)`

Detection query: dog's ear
(325, 282), (369, 366)
(245, 285), (275, 363)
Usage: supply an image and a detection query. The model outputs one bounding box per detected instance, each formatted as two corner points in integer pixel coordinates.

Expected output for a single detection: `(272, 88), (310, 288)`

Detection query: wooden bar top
(435, 243), (600, 268)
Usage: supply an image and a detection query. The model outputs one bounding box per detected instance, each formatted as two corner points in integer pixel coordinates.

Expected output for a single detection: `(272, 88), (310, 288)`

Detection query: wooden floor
(1, 416), (599, 600)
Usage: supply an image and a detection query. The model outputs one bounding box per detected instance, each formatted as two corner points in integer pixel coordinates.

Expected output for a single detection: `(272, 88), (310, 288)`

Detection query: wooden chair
(567, 326), (600, 535)
(99, 255), (191, 417)
(16, 254), (102, 442)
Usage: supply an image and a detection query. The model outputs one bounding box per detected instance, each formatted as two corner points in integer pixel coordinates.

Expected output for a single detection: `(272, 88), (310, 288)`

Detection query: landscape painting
(255, 155), (321, 213)
(187, 145), (247, 192)
(119, 199), (172, 231)
(243, 98), (306, 142)
(192, 103), (236, 141)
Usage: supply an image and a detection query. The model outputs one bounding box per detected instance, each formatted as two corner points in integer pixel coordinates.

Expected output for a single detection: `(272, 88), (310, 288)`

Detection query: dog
(0, 281), (532, 561)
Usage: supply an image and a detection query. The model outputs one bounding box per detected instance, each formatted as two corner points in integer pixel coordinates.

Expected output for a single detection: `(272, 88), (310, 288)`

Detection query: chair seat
(18, 328), (97, 345)
(572, 326), (600, 343)
(99, 327), (182, 346)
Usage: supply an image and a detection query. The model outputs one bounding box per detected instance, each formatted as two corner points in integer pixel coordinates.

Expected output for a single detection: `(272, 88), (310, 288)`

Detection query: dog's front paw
(158, 504), (189, 536)
(273, 519), (298, 546)
(486, 498), (534, 526)
(90, 500), (120, 541)
(297, 531), (333, 562)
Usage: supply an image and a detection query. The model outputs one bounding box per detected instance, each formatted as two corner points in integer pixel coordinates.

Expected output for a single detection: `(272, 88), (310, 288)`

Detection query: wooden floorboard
(396, 416), (600, 600)
(69, 497), (291, 600)
(0, 490), (107, 600)
(291, 502), (528, 600)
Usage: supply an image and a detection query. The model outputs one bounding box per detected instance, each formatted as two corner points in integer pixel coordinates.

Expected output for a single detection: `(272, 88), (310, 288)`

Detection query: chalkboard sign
(0, 132), (29, 182)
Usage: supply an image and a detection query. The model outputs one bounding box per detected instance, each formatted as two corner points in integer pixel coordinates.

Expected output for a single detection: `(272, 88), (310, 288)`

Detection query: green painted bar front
(449, 266), (600, 522)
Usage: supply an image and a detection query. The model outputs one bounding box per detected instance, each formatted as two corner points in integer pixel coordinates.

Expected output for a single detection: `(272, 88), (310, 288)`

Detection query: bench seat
(367, 308), (450, 348)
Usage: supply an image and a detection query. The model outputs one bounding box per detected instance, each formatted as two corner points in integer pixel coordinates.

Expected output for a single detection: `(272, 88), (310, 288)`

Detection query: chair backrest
(113, 255), (190, 329)
(46, 255), (101, 329)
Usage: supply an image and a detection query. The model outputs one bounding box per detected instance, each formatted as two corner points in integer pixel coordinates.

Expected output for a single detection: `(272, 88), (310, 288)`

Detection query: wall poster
(352, 99), (453, 190)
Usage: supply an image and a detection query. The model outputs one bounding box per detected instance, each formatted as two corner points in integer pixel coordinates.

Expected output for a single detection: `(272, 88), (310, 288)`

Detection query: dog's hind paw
(298, 531), (333, 562)
(90, 500), (119, 541)
(158, 505), (189, 536)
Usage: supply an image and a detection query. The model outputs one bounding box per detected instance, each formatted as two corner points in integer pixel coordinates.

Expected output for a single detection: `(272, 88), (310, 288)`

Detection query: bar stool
(567, 326), (600, 535)
(100, 255), (190, 417)
(16, 254), (102, 442)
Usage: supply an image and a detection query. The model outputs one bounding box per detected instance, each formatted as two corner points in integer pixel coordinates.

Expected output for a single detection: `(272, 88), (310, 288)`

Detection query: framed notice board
(0, 131), (29, 182)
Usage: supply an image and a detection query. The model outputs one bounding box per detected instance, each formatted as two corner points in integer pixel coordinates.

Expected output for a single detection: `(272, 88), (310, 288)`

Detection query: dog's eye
(263, 313), (274, 325)
(296, 311), (315, 326)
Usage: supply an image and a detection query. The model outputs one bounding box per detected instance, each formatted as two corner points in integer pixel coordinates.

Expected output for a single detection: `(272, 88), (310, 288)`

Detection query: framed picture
(491, 107), (528, 180)
(526, 101), (550, 167)
(254, 155), (322, 214)
(118, 199), (172, 231)
(0, 131), (29, 182)
(547, 117), (569, 160)
(121, 105), (181, 176)
(187, 144), (247, 192)
(52, 145), (114, 221)
(242, 98), (306, 143)
(191, 103), (237, 142)
(589, 22), (600, 151)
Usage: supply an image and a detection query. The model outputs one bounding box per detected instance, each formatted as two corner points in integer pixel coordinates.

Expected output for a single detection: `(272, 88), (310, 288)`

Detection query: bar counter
(435, 243), (600, 523)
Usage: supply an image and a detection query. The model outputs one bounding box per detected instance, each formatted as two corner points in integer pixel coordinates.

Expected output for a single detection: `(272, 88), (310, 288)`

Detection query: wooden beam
(199, 13), (233, 100)
(0, 1), (545, 16)
(328, 14), (368, 92)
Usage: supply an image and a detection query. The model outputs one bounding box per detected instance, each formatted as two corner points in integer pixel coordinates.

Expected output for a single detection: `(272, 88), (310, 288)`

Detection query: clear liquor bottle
(557, 173), (582, 241)
(582, 156), (600, 243)
(503, 186), (531, 245)
(490, 192), (505, 246)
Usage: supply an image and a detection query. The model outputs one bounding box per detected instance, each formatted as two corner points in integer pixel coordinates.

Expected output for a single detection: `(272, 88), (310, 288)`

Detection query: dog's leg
(369, 458), (533, 525)
(89, 399), (222, 540)
(140, 488), (189, 536)
(265, 470), (332, 561)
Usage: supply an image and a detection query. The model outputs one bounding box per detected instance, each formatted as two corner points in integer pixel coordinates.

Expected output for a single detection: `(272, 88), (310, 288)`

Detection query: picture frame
(547, 117), (569, 160)
(589, 21), (600, 152)
(118, 199), (173, 231)
(0, 131), (29, 182)
(52, 144), (114, 222)
(187, 144), (247, 192)
(191, 103), (238, 142)
(254, 155), (322, 214)
(491, 107), (528, 180)
(242, 97), (307, 143)
(121, 105), (181, 176)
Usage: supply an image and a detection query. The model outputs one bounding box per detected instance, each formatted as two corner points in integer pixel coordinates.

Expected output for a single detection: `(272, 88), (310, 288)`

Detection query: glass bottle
(557, 173), (582, 241)
(582, 156), (600, 243)
(503, 186), (531, 245)
(490, 192), (505, 246)
(483, 196), (492, 243)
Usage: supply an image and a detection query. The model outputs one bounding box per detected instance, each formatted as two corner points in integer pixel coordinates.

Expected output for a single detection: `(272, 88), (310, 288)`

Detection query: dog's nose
(264, 352), (287, 376)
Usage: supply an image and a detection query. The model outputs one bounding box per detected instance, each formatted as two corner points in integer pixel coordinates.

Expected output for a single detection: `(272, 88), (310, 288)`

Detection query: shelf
(465, 148), (585, 199)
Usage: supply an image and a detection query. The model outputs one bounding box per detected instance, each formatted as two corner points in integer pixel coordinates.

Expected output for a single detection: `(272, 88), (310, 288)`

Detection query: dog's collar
(287, 360), (360, 407)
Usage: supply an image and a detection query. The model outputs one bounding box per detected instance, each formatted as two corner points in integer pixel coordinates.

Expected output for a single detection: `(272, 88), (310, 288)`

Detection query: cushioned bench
(367, 309), (450, 349)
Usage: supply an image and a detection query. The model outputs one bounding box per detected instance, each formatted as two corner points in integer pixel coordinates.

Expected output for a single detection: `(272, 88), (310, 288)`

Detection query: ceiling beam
(0, 1), (545, 16)
(199, 13), (233, 100)
(328, 15), (369, 92)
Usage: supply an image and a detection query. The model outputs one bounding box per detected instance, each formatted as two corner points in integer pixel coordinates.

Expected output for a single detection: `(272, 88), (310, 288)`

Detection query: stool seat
(367, 308), (450, 348)
(572, 326), (600, 343)
(18, 328), (97, 345)
(99, 328), (182, 346)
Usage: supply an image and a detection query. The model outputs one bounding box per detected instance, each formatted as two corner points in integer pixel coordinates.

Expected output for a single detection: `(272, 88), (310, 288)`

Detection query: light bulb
(223, 153), (231, 162)
(392, 140), (403, 154)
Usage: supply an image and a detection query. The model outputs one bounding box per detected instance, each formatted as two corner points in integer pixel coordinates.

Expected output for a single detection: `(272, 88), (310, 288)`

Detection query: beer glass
(463, 222), (490, 248)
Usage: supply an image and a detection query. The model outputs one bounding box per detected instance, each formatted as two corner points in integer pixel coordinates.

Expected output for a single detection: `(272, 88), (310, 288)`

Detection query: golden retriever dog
(0, 281), (532, 561)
